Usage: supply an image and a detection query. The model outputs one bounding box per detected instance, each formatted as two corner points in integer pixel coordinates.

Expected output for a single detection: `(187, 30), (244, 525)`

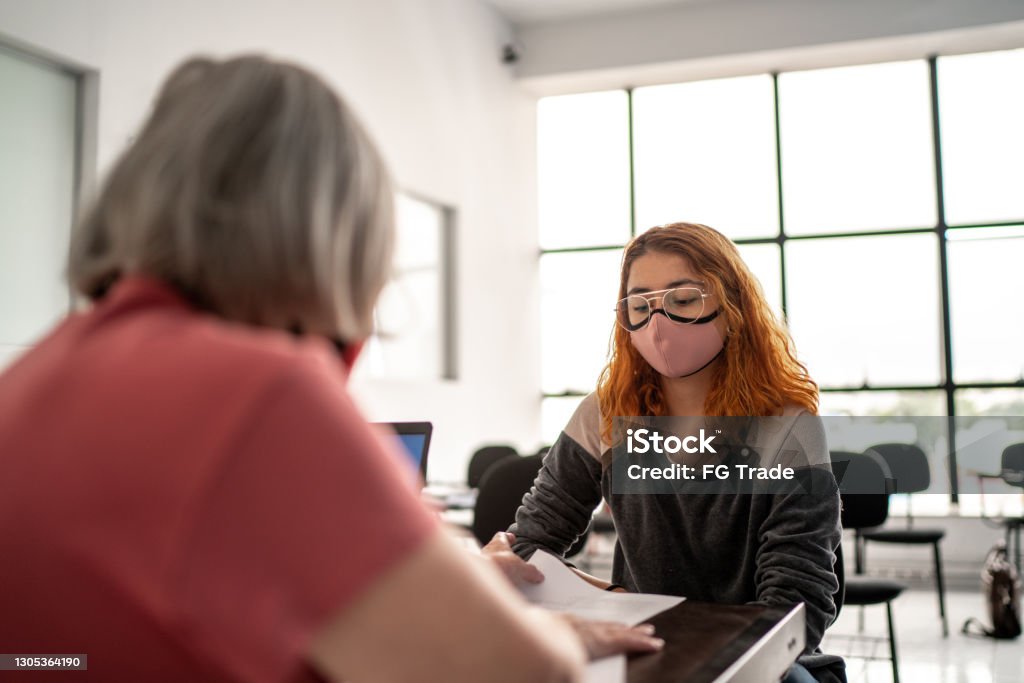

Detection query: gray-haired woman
(0, 55), (659, 682)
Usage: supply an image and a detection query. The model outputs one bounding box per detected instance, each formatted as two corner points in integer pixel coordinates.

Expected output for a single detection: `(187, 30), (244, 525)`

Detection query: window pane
(955, 388), (1024, 416)
(633, 75), (778, 239)
(948, 226), (1024, 383)
(779, 61), (936, 235)
(541, 395), (585, 446)
(538, 91), (631, 249)
(357, 193), (447, 380)
(0, 48), (77, 356)
(393, 193), (441, 268)
(939, 49), (1024, 226)
(819, 391), (951, 515)
(820, 390), (946, 417)
(735, 243), (782, 318)
(785, 234), (941, 386)
(541, 250), (622, 393)
(954, 390), (1024, 517)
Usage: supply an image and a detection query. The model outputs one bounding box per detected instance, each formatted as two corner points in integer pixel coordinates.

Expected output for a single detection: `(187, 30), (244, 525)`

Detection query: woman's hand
(480, 533), (663, 659)
(560, 615), (664, 659)
(480, 532), (544, 586)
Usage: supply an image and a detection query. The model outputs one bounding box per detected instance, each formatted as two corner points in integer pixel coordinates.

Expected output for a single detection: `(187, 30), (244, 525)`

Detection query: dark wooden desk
(627, 601), (805, 683)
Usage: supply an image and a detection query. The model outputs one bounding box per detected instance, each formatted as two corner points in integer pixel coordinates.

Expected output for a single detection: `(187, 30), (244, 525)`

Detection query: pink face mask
(629, 311), (725, 378)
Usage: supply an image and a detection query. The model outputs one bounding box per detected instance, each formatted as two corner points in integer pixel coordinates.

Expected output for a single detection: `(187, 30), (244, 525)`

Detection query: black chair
(472, 454), (544, 545)
(472, 454), (590, 558)
(831, 450), (906, 683)
(976, 442), (1024, 571)
(860, 443), (948, 636)
(1002, 443), (1024, 570)
(591, 508), (616, 535)
(466, 445), (518, 489)
(830, 450), (893, 573)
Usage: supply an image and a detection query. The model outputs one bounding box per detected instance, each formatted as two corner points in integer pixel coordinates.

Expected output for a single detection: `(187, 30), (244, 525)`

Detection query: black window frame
(539, 55), (1024, 503)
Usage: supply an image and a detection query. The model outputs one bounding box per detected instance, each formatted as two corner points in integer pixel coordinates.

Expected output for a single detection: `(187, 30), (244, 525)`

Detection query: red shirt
(0, 277), (436, 682)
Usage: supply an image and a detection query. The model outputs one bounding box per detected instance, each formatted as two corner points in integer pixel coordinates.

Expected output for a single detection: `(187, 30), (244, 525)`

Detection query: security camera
(501, 43), (520, 65)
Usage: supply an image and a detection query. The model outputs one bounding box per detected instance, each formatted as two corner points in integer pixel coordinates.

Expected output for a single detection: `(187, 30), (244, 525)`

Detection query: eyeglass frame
(614, 285), (717, 331)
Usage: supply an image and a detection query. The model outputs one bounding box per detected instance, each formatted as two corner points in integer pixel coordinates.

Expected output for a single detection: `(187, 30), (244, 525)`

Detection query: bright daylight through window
(537, 49), (1024, 517)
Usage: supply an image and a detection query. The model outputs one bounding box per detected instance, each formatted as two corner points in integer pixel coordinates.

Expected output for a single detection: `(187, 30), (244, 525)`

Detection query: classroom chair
(472, 453), (590, 557)
(860, 443), (948, 636)
(467, 444), (518, 488)
(832, 450), (906, 683)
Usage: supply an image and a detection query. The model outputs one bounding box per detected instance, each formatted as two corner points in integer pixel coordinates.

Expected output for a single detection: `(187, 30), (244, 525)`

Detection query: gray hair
(69, 55), (394, 341)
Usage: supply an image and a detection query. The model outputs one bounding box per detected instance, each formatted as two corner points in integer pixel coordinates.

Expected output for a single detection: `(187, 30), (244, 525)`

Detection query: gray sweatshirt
(510, 393), (842, 661)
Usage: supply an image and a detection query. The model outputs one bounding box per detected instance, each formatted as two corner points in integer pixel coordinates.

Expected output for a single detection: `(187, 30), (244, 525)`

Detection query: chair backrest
(472, 454), (544, 545)
(830, 450), (891, 531)
(865, 443), (930, 493)
(1002, 443), (1024, 489)
(466, 445), (518, 488)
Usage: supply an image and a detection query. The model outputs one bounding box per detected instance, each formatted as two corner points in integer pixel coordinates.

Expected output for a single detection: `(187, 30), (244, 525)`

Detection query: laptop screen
(396, 433), (427, 471)
(377, 422), (432, 481)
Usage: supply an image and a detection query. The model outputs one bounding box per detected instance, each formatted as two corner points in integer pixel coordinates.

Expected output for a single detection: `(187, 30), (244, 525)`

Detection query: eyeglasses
(614, 286), (711, 331)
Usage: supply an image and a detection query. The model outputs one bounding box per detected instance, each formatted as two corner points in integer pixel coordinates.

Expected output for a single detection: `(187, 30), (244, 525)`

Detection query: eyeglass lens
(616, 287), (705, 330)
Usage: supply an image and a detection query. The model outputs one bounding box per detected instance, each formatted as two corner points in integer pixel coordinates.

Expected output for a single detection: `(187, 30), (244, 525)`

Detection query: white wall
(0, 0), (544, 482)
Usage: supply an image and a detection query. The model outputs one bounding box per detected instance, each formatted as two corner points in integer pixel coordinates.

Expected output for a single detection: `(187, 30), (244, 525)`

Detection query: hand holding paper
(480, 532), (544, 585)
(519, 550), (684, 625)
(518, 550), (683, 683)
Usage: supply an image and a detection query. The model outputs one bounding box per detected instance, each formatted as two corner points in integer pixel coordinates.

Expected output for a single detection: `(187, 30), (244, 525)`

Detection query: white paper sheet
(520, 550), (684, 626)
(585, 655), (626, 683)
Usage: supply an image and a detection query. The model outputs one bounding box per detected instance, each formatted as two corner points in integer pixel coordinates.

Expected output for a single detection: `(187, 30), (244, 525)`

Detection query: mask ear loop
(676, 345), (725, 378)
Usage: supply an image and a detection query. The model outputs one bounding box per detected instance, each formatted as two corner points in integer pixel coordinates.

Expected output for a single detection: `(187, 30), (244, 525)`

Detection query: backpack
(962, 541), (1022, 640)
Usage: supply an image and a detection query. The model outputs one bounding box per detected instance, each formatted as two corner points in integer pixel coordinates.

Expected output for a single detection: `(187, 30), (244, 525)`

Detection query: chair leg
(933, 541), (948, 638)
(1004, 523), (1022, 574)
(886, 601), (900, 683)
(1015, 523), (1022, 573)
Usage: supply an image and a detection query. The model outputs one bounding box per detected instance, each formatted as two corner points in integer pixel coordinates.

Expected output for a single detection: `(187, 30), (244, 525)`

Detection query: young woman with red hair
(510, 223), (844, 683)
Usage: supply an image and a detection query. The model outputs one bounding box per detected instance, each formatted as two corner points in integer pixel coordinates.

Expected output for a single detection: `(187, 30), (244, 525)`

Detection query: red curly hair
(597, 223), (817, 443)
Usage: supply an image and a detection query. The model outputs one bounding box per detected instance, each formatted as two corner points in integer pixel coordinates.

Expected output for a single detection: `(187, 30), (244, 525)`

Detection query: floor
(821, 589), (1023, 683)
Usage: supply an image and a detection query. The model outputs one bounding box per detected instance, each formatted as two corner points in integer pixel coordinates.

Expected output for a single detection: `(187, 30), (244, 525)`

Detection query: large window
(537, 49), (1024, 506)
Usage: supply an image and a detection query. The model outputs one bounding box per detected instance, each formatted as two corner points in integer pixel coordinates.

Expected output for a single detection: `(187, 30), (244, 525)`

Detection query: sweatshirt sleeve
(509, 396), (605, 561)
(751, 414), (842, 653)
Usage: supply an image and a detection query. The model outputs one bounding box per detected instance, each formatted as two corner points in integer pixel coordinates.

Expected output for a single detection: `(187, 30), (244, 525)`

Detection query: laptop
(378, 421), (432, 482)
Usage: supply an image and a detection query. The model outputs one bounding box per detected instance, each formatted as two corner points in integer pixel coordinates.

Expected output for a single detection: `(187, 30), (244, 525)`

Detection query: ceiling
(485, 0), (723, 25)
